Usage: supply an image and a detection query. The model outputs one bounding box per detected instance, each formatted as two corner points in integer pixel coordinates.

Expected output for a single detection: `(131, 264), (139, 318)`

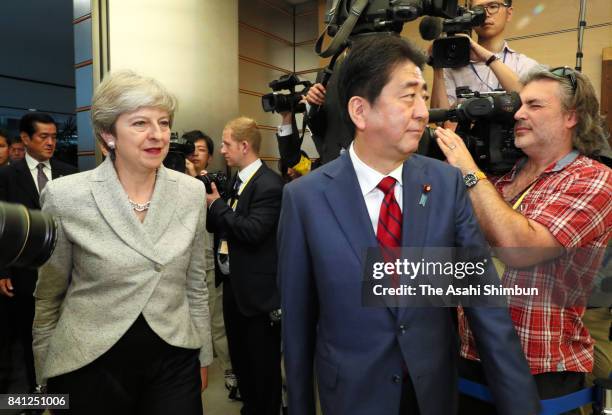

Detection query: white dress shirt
(235, 158), (263, 196)
(348, 143), (403, 234)
(25, 152), (51, 194)
(216, 158), (264, 275)
(277, 124), (293, 137)
(443, 42), (539, 105)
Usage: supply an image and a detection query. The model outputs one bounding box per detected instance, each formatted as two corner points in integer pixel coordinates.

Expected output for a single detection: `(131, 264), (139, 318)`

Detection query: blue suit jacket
(278, 152), (540, 415)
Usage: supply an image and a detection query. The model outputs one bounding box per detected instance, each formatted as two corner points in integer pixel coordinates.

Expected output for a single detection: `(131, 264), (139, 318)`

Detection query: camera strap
(315, 0), (369, 58)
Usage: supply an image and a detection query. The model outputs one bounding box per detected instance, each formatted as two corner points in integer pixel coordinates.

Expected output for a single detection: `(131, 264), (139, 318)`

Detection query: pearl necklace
(128, 198), (151, 212)
(126, 169), (157, 212)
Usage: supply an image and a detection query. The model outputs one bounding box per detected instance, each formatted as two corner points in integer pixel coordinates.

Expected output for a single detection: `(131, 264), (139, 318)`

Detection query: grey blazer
(32, 157), (214, 384)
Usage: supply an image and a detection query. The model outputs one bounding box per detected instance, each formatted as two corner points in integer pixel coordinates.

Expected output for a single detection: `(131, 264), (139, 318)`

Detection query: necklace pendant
(128, 198), (151, 212)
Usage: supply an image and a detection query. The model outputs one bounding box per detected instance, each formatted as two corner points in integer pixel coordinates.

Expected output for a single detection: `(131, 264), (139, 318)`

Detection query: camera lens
(0, 202), (57, 269)
(197, 174), (213, 194)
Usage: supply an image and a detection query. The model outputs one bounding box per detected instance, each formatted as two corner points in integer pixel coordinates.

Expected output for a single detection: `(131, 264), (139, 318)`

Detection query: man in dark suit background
(278, 35), (540, 415)
(0, 112), (77, 393)
(206, 116), (284, 415)
(304, 60), (352, 165)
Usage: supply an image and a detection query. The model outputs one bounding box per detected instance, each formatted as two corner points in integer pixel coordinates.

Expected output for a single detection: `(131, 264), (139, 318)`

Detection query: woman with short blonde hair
(33, 70), (213, 414)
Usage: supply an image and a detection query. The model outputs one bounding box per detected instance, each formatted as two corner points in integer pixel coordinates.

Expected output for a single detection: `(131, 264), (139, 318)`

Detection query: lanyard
(511, 180), (537, 211)
(469, 48), (509, 92)
(493, 180), (538, 279)
(229, 169), (258, 210)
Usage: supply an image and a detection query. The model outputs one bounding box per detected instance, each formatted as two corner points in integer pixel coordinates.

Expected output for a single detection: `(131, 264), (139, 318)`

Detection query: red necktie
(377, 177), (408, 377)
(376, 177), (402, 248)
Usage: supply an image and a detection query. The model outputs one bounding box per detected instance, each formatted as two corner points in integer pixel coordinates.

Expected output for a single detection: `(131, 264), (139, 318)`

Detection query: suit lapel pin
(419, 184), (431, 207)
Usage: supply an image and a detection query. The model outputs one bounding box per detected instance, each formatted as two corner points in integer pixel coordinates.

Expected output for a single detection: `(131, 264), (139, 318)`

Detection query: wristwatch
(463, 171), (487, 188)
(485, 54), (498, 66)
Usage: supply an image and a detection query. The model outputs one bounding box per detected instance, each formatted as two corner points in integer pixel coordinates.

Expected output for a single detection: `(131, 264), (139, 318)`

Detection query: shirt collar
(546, 150), (580, 172)
(502, 150), (580, 182)
(501, 41), (515, 54)
(238, 158), (262, 183)
(349, 143), (403, 197)
(25, 153), (51, 171)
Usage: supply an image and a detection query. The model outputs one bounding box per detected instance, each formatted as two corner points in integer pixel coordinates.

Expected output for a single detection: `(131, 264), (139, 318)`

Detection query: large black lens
(0, 202), (57, 269)
(261, 93), (278, 113)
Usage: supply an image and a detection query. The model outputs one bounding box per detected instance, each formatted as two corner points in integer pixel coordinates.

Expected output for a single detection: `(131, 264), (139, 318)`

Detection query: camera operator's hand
(206, 182), (221, 208)
(305, 83), (326, 106)
(456, 33), (494, 63)
(435, 127), (479, 175)
(426, 43), (434, 61)
(0, 278), (14, 298)
(455, 34), (523, 94)
(185, 158), (197, 177)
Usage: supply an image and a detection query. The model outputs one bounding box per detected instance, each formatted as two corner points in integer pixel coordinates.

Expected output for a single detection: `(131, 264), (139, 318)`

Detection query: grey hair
(91, 70), (178, 151)
(520, 65), (609, 156)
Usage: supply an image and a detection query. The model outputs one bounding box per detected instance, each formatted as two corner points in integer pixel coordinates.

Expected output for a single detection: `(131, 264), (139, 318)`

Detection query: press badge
(218, 239), (229, 255)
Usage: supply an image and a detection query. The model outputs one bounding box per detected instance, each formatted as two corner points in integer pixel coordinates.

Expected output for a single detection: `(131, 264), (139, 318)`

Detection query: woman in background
(32, 70), (213, 414)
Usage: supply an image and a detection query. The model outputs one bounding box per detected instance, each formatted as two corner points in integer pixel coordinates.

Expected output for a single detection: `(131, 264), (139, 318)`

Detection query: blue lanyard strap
(469, 48), (509, 91)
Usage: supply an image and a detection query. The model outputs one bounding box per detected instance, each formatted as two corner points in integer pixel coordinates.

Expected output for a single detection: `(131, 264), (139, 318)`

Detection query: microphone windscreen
(419, 17), (443, 41)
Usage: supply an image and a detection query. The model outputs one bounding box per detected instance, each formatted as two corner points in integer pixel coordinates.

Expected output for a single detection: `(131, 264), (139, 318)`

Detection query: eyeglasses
(550, 66), (577, 94)
(472, 2), (509, 15)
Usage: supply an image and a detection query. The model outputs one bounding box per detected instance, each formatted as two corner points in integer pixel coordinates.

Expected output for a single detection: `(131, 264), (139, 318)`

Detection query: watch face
(464, 173), (478, 187)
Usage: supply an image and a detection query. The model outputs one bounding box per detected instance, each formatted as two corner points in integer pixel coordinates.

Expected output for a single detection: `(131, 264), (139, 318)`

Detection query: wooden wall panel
(511, 25), (612, 100)
(295, 44), (319, 72)
(239, 0), (292, 41)
(295, 13), (318, 43)
(239, 60), (288, 94)
(506, 0), (611, 38)
(239, 25), (294, 72)
(259, 130), (281, 159)
(600, 47), (611, 137)
(240, 93), (283, 128)
(239, 0), (320, 164)
(294, 2), (320, 161)
(296, 1), (318, 17)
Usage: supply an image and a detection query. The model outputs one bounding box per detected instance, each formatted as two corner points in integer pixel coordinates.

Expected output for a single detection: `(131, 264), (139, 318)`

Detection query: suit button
(392, 375), (401, 384)
(154, 264), (163, 272)
(399, 324), (406, 334)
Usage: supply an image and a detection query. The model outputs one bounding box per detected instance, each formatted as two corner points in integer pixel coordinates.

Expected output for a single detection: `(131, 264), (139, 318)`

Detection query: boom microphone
(419, 16), (443, 41)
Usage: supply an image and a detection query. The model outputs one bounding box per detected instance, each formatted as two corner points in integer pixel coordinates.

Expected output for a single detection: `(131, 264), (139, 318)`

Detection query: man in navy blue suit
(278, 35), (540, 415)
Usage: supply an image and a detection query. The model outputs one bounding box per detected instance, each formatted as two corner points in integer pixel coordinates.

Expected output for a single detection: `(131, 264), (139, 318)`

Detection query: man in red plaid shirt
(436, 66), (612, 414)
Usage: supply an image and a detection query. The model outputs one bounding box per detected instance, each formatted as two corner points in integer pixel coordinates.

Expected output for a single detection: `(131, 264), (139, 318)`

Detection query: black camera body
(261, 74), (312, 114)
(431, 6), (485, 68)
(325, 0), (458, 35)
(197, 171), (229, 198)
(420, 89), (523, 175)
(163, 132), (195, 173)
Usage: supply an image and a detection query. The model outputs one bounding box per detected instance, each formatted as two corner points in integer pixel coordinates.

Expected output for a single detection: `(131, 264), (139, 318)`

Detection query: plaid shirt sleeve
(526, 166), (612, 248)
